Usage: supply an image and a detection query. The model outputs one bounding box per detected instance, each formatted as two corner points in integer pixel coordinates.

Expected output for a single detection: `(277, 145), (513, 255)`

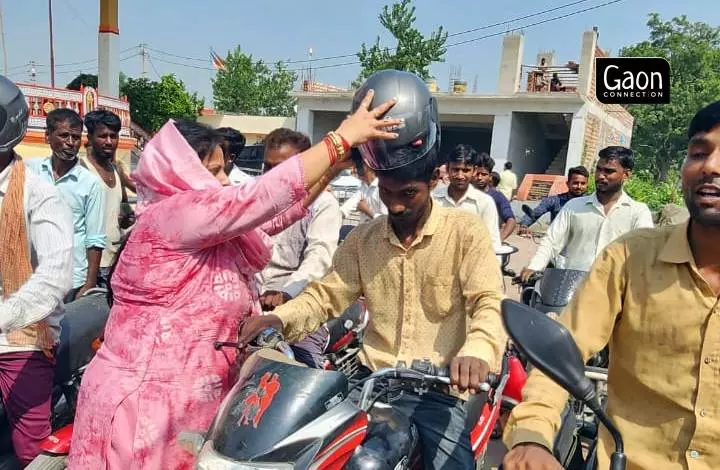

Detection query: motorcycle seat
(54, 292), (111, 384)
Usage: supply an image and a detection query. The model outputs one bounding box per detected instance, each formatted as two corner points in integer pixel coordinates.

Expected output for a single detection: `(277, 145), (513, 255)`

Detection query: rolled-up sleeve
(84, 179), (107, 249)
(0, 183), (73, 332)
(274, 227), (363, 343)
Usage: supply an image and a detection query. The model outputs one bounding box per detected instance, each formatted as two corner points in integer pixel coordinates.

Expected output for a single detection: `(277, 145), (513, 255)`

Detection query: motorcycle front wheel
(24, 454), (66, 470)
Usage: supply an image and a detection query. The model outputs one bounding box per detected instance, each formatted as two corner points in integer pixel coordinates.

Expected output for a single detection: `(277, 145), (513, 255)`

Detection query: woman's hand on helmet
(336, 90), (402, 148)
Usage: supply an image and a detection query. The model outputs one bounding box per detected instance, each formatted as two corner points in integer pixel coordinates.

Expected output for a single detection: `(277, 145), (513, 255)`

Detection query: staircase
(545, 143), (568, 175)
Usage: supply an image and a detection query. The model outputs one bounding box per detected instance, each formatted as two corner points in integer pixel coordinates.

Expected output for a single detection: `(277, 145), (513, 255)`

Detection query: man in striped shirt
(0, 77), (73, 465)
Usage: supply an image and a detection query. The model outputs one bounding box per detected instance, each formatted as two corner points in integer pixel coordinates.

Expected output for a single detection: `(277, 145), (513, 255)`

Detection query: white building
(293, 29), (633, 196)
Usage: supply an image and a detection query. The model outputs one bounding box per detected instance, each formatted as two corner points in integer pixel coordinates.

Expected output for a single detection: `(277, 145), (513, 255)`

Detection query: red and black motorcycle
(183, 329), (526, 469)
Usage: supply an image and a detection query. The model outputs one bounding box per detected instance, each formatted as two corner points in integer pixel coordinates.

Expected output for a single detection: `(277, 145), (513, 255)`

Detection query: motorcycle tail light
(196, 441), (293, 470)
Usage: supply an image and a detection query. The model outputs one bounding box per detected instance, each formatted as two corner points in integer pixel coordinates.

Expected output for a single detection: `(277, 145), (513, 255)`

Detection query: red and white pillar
(98, 0), (119, 98)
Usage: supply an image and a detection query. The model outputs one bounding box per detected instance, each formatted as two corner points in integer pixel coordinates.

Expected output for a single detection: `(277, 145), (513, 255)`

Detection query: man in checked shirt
(503, 100), (720, 470)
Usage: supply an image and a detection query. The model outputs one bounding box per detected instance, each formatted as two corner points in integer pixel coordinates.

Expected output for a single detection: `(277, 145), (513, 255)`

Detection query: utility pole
(140, 43), (148, 78)
(0, 0), (8, 75)
(48, 0), (56, 87)
(30, 61), (37, 83)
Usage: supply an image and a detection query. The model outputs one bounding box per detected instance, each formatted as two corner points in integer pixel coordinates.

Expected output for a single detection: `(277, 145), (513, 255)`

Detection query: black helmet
(351, 69), (440, 171)
(0, 75), (28, 153)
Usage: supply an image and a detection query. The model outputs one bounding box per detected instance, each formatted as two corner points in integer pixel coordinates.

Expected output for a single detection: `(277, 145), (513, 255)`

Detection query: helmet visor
(359, 119), (438, 171)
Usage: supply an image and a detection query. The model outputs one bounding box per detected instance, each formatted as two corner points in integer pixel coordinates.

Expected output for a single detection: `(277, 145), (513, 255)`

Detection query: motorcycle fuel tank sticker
(237, 371), (281, 428)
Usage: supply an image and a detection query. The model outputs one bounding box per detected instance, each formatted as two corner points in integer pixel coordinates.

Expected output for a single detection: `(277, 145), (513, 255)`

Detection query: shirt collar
(658, 219), (694, 264)
(0, 156), (15, 195)
(586, 191), (633, 212)
(383, 200), (441, 246)
(40, 156), (81, 181)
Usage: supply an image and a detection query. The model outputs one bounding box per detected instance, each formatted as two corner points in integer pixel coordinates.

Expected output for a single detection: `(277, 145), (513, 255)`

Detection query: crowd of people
(1, 66), (719, 470)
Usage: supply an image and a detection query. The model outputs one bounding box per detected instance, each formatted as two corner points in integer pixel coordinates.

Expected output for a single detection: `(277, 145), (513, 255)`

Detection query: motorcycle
(183, 329), (524, 469)
(500, 299), (624, 470)
(24, 289), (110, 470)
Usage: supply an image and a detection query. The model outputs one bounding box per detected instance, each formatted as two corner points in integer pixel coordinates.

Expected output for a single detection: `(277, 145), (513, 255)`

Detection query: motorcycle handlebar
(214, 328), (296, 361)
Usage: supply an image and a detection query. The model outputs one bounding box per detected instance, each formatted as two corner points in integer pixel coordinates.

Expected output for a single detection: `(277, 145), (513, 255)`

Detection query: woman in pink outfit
(68, 91), (400, 469)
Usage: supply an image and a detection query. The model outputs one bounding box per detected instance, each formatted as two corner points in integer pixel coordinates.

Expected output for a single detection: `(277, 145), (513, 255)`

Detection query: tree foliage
(120, 75), (204, 133)
(212, 46), (297, 117)
(66, 73), (98, 90)
(620, 14), (720, 181)
(355, 0), (447, 86)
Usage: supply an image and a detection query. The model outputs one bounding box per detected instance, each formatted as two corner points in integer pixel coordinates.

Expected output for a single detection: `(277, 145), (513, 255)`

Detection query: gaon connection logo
(595, 57), (670, 105)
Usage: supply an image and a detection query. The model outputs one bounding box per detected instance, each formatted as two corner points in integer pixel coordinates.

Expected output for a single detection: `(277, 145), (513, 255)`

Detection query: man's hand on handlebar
(502, 443), (563, 470)
(449, 356), (490, 394)
(519, 267), (537, 284)
(259, 291), (291, 311)
(237, 315), (284, 349)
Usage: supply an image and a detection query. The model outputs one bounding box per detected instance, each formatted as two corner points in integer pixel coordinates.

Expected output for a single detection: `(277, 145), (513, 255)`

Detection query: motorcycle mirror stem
(586, 395), (626, 470)
(500, 299), (626, 470)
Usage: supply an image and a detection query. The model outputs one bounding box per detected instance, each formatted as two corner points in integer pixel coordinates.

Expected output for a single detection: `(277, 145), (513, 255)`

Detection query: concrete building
(294, 29), (633, 198)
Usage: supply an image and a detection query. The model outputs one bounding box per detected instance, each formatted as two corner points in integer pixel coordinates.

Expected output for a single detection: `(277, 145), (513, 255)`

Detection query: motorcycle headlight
(196, 441), (293, 470)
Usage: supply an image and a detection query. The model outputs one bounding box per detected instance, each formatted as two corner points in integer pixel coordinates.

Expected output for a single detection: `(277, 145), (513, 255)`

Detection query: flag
(210, 49), (226, 72)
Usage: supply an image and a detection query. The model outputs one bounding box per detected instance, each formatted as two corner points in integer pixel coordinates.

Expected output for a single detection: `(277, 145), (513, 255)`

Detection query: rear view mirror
(500, 299), (594, 403)
(501, 299), (627, 470)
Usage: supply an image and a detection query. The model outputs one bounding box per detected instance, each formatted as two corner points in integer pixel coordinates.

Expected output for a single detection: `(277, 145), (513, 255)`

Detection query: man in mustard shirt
(239, 70), (505, 469)
(503, 100), (720, 470)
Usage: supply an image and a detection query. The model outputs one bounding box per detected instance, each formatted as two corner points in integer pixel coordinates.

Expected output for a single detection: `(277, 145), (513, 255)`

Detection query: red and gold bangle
(323, 135), (338, 166)
(326, 131), (348, 162)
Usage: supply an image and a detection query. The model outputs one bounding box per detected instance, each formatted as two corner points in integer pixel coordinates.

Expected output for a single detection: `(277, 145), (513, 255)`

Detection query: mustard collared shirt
(274, 203), (506, 373)
(504, 220), (720, 470)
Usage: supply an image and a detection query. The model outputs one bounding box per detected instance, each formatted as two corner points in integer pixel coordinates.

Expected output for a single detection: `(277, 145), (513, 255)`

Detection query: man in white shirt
(256, 128), (342, 309)
(340, 158), (387, 222)
(217, 127), (253, 185)
(0, 78), (73, 465)
(520, 146), (654, 280)
(434, 144), (502, 252)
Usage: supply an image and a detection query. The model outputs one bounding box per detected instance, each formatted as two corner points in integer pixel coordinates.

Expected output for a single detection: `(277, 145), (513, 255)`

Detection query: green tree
(66, 73), (98, 90)
(212, 46), (297, 116)
(355, 0), (447, 86)
(120, 75), (204, 133)
(620, 14), (720, 181)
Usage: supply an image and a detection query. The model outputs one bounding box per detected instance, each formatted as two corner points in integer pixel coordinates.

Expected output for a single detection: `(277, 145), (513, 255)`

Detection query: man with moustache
(519, 146), (653, 282)
(504, 100), (720, 469)
(27, 108), (106, 302)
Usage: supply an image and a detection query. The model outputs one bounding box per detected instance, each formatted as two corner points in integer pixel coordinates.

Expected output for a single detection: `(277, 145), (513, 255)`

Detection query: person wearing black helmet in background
(239, 70), (505, 469)
(0, 75), (73, 465)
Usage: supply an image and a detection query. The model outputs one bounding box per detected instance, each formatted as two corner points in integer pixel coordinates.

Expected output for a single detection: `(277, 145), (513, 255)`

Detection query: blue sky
(3, 0), (719, 106)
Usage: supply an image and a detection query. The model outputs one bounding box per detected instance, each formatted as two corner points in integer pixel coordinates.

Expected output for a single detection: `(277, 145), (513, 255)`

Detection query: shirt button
(705, 357), (712, 364)
(700, 409), (707, 417)
(689, 450), (700, 459)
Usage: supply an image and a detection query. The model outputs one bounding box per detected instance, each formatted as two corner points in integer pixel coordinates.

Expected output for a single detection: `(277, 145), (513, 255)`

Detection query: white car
(330, 170), (362, 205)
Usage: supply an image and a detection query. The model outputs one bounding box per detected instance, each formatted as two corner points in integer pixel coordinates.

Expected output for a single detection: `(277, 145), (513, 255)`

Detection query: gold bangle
(327, 132), (347, 161)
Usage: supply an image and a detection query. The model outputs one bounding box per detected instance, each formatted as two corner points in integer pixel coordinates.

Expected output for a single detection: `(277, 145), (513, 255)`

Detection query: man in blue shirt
(26, 108), (106, 302)
(519, 165), (590, 228)
(473, 153), (516, 240)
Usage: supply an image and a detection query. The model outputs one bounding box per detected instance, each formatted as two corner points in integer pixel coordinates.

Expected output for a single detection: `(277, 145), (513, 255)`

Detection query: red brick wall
(585, 46), (635, 131)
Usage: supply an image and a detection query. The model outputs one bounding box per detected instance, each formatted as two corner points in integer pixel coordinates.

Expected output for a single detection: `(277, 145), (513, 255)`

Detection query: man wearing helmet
(0, 76), (73, 464)
(240, 70), (505, 468)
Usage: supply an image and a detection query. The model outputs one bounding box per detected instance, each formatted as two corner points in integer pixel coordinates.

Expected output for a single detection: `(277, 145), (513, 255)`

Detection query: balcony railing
(520, 64), (579, 93)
